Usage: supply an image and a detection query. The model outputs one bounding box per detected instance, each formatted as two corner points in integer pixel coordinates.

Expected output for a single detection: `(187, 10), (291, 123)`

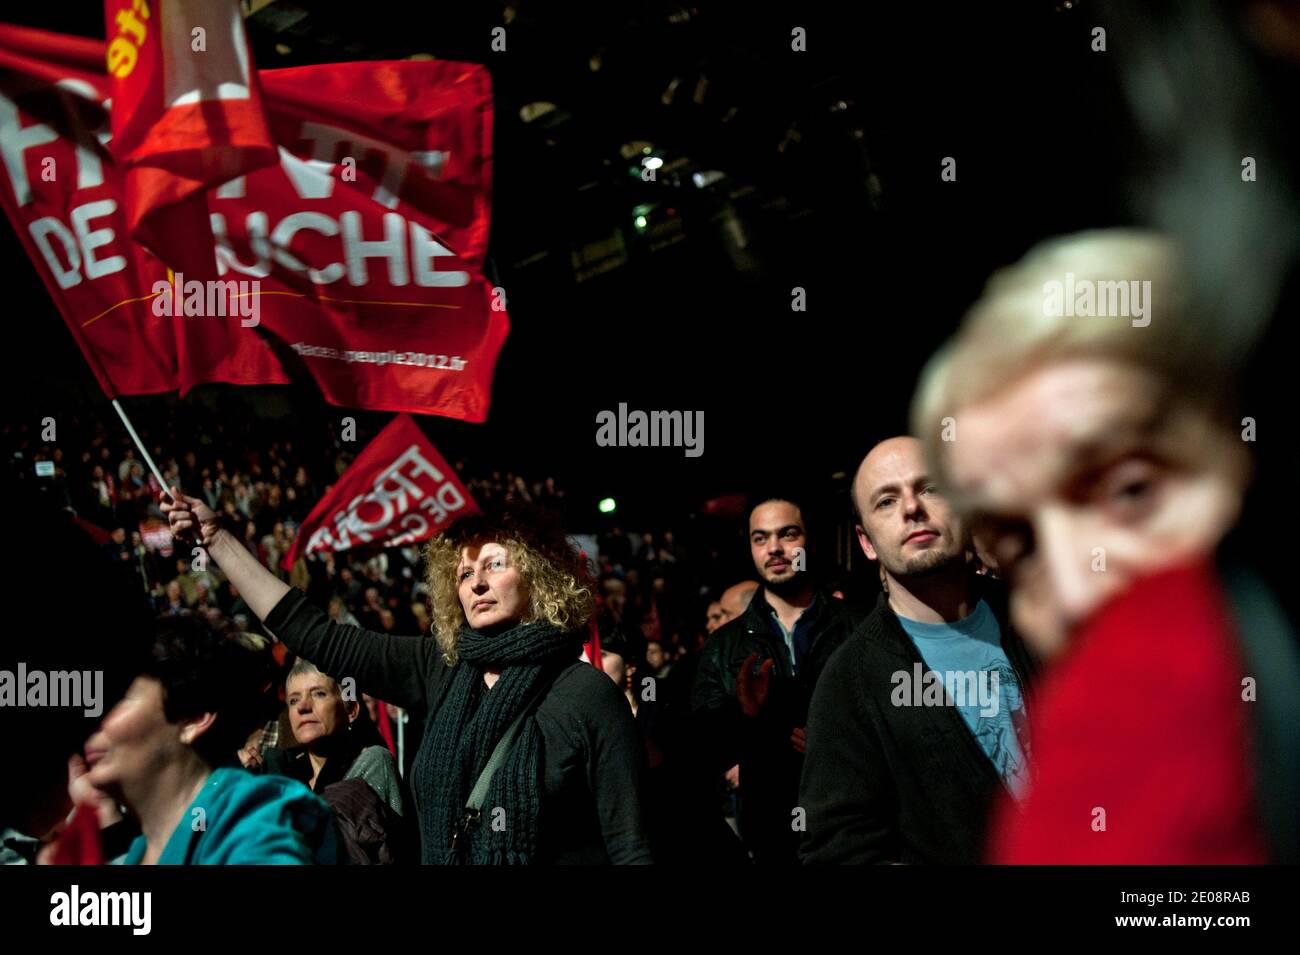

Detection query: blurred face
(944, 358), (1247, 657)
(85, 677), (192, 796)
(749, 501), (807, 588)
(600, 650), (629, 688)
(166, 582), (181, 602)
(457, 541), (529, 632)
(286, 671), (356, 746)
(603, 579), (627, 616)
(855, 437), (967, 579)
(705, 601), (728, 633)
(646, 641), (667, 670)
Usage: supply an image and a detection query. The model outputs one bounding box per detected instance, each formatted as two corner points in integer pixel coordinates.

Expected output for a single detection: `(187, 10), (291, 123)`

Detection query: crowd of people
(4, 228), (1298, 866)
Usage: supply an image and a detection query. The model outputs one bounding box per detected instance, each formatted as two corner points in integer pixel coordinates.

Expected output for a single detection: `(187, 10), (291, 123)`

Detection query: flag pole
(111, 398), (171, 492)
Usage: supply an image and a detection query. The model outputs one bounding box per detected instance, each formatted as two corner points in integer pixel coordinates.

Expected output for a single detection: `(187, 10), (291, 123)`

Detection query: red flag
(48, 803), (105, 865)
(0, 24), (509, 421)
(990, 560), (1269, 864)
(374, 700), (396, 758)
(104, 0), (276, 278)
(282, 413), (478, 570)
(584, 616), (603, 671)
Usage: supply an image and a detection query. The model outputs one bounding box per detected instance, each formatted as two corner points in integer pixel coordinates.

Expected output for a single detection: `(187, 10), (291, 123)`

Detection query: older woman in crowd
(260, 660), (410, 863)
(162, 491), (652, 864)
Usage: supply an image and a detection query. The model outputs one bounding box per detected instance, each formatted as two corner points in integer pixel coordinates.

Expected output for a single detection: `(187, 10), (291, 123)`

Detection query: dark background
(1, 1), (1291, 586)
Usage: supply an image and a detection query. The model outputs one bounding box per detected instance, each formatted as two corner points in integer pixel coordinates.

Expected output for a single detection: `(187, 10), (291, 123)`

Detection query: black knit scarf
(418, 618), (582, 864)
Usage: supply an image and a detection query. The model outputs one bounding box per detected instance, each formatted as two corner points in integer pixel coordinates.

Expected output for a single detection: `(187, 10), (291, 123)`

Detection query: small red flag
(281, 413), (478, 570)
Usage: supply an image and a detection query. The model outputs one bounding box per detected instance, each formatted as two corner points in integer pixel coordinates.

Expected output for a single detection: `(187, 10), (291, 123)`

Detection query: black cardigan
(798, 579), (1038, 864)
(264, 588), (653, 864)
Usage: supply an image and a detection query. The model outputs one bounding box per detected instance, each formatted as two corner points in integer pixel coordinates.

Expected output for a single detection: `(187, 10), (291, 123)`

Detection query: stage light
(620, 141), (654, 160)
(642, 156), (664, 171)
(634, 215), (648, 230)
(692, 170), (725, 189)
(599, 498), (617, 514)
(520, 102), (558, 123)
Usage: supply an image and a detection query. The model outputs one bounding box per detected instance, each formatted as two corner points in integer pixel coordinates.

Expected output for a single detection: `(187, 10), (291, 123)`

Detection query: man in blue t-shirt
(800, 437), (1038, 864)
(897, 601), (1030, 799)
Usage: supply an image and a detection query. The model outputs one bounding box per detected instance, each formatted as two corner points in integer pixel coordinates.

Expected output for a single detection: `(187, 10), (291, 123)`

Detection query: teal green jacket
(122, 767), (341, 865)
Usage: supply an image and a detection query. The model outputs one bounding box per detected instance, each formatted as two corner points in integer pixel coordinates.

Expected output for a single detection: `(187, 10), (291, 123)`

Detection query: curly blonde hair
(423, 505), (595, 665)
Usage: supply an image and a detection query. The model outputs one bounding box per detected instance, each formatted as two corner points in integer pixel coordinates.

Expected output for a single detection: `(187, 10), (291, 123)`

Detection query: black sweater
(265, 588), (653, 864)
(799, 580), (1038, 864)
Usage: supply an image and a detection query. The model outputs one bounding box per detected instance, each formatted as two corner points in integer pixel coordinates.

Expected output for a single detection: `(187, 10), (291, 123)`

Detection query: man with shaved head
(719, 581), (759, 622)
(799, 437), (1038, 864)
(693, 495), (865, 864)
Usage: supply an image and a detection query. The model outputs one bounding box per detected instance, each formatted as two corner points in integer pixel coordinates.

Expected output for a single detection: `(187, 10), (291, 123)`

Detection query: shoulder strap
(463, 671), (556, 814)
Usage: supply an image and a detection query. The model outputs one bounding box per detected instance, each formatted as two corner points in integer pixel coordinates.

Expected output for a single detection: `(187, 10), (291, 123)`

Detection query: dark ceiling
(0, 1), (1153, 531)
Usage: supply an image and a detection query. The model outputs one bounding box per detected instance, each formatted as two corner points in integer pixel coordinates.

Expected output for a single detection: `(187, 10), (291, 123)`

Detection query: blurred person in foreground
(81, 615), (339, 864)
(912, 229), (1300, 863)
(164, 491), (651, 864)
(1, 483), (148, 865)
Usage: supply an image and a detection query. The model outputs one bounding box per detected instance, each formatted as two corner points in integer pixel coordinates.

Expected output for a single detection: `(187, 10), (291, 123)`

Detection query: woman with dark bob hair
(162, 488), (652, 864)
(82, 614), (340, 864)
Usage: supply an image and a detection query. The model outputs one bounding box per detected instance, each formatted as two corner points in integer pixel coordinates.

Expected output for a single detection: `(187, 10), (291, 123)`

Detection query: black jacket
(692, 587), (867, 861)
(260, 730), (416, 865)
(264, 588), (653, 864)
(799, 579), (1038, 864)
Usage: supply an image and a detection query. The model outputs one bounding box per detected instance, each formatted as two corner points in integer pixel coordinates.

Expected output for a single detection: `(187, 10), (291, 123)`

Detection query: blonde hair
(910, 229), (1235, 485)
(423, 518), (594, 665)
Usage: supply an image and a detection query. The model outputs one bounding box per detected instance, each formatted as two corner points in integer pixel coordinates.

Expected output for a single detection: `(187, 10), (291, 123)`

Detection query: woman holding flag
(162, 487), (653, 864)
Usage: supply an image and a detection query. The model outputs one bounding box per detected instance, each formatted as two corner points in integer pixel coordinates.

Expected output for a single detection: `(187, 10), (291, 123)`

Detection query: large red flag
(104, 0), (276, 278)
(281, 413), (478, 570)
(0, 23), (509, 421)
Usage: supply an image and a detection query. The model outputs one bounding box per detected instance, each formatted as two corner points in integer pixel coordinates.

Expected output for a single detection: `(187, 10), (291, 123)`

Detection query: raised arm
(161, 487), (289, 620)
(161, 487), (437, 709)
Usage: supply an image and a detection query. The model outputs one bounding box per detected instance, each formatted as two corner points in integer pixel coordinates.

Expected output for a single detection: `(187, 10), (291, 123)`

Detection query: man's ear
(856, 524), (878, 561)
(179, 711), (218, 747)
